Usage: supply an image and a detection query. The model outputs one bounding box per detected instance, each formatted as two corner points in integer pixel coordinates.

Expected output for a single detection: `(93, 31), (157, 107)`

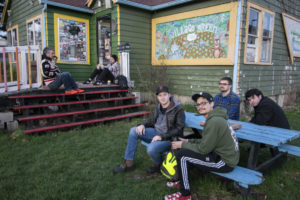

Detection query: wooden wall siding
(6, 0), (43, 46)
(46, 6), (91, 81)
(238, 0), (300, 97)
(119, 5), (152, 90)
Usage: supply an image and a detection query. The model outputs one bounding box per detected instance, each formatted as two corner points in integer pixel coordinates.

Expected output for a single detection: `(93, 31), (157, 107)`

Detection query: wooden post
(16, 47), (20, 91)
(27, 46), (32, 88)
(8, 52), (13, 82)
(2, 47), (7, 92)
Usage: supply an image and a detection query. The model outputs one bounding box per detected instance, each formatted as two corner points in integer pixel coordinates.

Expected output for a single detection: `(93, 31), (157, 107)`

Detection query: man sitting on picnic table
(113, 86), (185, 174)
(245, 88), (290, 129)
(41, 47), (84, 95)
(164, 92), (239, 200)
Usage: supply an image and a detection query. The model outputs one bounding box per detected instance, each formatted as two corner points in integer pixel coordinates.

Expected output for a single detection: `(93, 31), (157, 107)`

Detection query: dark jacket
(250, 96), (290, 129)
(142, 96), (185, 141)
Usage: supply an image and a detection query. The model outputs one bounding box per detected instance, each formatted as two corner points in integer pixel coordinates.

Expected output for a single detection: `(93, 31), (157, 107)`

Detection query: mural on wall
(54, 14), (90, 64)
(152, 2), (238, 65)
(282, 13), (300, 64)
(155, 12), (230, 60)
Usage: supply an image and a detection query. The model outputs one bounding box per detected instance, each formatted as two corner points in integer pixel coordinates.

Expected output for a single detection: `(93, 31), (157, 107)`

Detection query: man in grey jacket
(113, 86), (185, 174)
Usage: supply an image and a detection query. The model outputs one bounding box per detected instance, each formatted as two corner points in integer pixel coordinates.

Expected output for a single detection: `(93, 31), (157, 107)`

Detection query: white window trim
(26, 14), (43, 47)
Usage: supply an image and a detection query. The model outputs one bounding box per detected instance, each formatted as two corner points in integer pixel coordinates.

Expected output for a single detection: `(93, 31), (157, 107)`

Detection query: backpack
(116, 75), (128, 89)
(160, 151), (178, 181)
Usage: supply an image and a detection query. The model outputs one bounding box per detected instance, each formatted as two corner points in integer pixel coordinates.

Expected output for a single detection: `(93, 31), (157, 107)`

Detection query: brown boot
(113, 160), (135, 174)
(147, 163), (160, 174)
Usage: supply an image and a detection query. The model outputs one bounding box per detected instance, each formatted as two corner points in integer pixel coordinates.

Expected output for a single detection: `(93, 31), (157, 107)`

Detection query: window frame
(26, 14), (43, 48)
(7, 25), (19, 46)
(244, 2), (275, 65)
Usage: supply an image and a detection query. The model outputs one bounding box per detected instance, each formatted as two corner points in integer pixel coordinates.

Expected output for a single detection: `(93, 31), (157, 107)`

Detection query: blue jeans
(124, 127), (171, 164)
(48, 72), (78, 91)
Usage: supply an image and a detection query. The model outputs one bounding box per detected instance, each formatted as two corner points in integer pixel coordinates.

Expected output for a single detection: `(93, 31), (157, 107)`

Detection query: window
(244, 3), (275, 64)
(54, 13), (90, 64)
(26, 15), (42, 48)
(7, 25), (19, 46)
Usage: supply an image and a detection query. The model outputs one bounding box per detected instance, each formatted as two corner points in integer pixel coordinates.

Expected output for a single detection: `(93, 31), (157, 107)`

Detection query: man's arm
(250, 103), (273, 125)
(159, 107), (185, 140)
(142, 108), (157, 128)
(42, 61), (55, 78)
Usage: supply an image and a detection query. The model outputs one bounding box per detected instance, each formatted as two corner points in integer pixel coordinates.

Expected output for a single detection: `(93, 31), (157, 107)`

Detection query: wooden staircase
(9, 85), (150, 134)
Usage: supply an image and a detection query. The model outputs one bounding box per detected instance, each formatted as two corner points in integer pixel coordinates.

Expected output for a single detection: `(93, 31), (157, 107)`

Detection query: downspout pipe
(232, 0), (242, 93)
(42, 0), (47, 48)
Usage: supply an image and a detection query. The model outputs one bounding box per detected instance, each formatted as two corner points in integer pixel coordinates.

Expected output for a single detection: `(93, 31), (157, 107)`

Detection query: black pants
(89, 68), (115, 82)
(174, 148), (233, 196)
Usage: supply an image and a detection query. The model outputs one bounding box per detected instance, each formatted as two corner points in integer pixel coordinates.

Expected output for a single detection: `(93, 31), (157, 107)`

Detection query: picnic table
(185, 112), (300, 172)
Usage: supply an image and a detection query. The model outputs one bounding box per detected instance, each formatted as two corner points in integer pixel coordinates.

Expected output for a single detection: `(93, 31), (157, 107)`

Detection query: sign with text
(282, 13), (300, 64)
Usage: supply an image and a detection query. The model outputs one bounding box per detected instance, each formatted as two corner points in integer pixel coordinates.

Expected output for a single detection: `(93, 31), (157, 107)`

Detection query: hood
(206, 107), (228, 121)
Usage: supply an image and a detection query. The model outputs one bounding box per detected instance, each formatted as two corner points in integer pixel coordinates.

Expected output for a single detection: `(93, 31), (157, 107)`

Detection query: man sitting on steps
(113, 86), (185, 174)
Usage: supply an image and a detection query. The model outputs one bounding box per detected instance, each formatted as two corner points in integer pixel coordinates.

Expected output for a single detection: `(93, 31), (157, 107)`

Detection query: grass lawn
(0, 105), (300, 200)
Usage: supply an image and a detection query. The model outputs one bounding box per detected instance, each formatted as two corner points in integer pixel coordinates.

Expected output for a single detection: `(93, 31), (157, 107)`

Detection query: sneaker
(65, 90), (78, 95)
(166, 181), (180, 189)
(147, 164), (160, 174)
(113, 160), (135, 174)
(76, 88), (84, 93)
(83, 80), (91, 84)
(164, 192), (191, 200)
(94, 81), (101, 85)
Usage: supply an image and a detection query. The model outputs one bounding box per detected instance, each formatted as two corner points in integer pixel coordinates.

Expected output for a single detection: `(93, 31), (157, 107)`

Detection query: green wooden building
(2, 0), (300, 106)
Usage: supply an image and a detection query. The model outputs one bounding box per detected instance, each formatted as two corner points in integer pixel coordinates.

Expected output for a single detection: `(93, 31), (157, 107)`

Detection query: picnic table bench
(142, 112), (300, 197)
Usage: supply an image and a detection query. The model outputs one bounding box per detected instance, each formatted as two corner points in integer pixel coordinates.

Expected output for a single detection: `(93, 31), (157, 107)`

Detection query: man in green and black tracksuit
(164, 92), (239, 200)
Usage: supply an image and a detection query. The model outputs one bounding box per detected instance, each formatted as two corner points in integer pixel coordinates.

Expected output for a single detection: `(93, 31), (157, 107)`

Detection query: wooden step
(13, 96), (137, 110)
(9, 89), (132, 99)
(24, 111), (150, 134)
(17, 104), (145, 122)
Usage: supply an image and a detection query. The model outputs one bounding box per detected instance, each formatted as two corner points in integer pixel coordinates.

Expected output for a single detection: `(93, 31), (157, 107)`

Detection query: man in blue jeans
(113, 86), (185, 174)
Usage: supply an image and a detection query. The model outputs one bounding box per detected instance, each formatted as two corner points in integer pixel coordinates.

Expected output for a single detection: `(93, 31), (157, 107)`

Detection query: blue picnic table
(185, 112), (300, 171)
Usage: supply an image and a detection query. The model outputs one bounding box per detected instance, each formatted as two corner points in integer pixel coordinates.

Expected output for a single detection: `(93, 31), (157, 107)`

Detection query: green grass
(0, 105), (300, 200)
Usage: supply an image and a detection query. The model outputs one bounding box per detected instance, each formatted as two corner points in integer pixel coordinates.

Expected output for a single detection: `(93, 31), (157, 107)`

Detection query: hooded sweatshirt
(182, 107), (239, 167)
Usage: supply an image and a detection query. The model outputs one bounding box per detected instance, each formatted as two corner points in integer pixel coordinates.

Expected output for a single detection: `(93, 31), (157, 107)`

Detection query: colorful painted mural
(155, 12), (230, 60)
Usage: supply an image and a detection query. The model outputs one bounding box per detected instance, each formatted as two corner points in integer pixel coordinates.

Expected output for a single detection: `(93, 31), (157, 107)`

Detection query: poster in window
(282, 13), (300, 64)
(54, 14), (90, 64)
(152, 2), (238, 65)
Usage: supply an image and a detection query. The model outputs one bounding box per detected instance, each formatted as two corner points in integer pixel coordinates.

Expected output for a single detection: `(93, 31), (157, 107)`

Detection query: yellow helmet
(161, 151), (178, 181)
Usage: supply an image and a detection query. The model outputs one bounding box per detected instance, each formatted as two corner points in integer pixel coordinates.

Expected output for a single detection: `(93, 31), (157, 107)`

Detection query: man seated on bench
(245, 88), (290, 129)
(41, 47), (84, 95)
(113, 86), (185, 174)
(164, 92), (239, 200)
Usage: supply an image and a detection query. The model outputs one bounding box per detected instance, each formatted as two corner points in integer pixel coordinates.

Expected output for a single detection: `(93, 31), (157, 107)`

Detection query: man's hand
(152, 136), (162, 142)
(200, 121), (206, 126)
(229, 122), (242, 130)
(96, 64), (101, 70)
(136, 125), (145, 135)
(171, 141), (183, 149)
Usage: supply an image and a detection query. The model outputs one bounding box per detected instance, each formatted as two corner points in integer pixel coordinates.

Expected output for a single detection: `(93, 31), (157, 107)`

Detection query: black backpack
(116, 75), (128, 89)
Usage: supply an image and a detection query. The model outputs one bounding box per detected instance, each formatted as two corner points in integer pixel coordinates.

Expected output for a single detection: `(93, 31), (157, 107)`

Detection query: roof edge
(1, 0), (10, 25)
(40, 0), (94, 14)
(115, 0), (194, 11)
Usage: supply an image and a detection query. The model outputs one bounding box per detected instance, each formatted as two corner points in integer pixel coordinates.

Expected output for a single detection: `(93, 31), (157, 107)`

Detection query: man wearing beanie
(113, 86), (185, 174)
(83, 54), (119, 85)
(164, 92), (239, 200)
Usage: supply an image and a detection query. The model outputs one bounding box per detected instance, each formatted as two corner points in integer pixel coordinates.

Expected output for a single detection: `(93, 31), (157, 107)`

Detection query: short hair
(220, 77), (232, 85)
(245, 88), (264, 100)
(111, 54), (118, 62)
(43, 47), (54, 56)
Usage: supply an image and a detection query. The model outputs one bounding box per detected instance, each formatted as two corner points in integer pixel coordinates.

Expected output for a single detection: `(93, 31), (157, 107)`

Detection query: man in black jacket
(113, 86), (185, 174)
(245, 88), (290, 129)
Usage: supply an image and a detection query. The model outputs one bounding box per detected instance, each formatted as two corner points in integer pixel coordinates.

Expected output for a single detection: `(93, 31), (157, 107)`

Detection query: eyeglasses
(194, 101), (209, 107)
(219, 83), (230, 86)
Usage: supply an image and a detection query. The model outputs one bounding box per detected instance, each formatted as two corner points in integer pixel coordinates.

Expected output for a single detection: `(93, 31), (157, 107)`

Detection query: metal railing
(0, 45), (41, 93)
